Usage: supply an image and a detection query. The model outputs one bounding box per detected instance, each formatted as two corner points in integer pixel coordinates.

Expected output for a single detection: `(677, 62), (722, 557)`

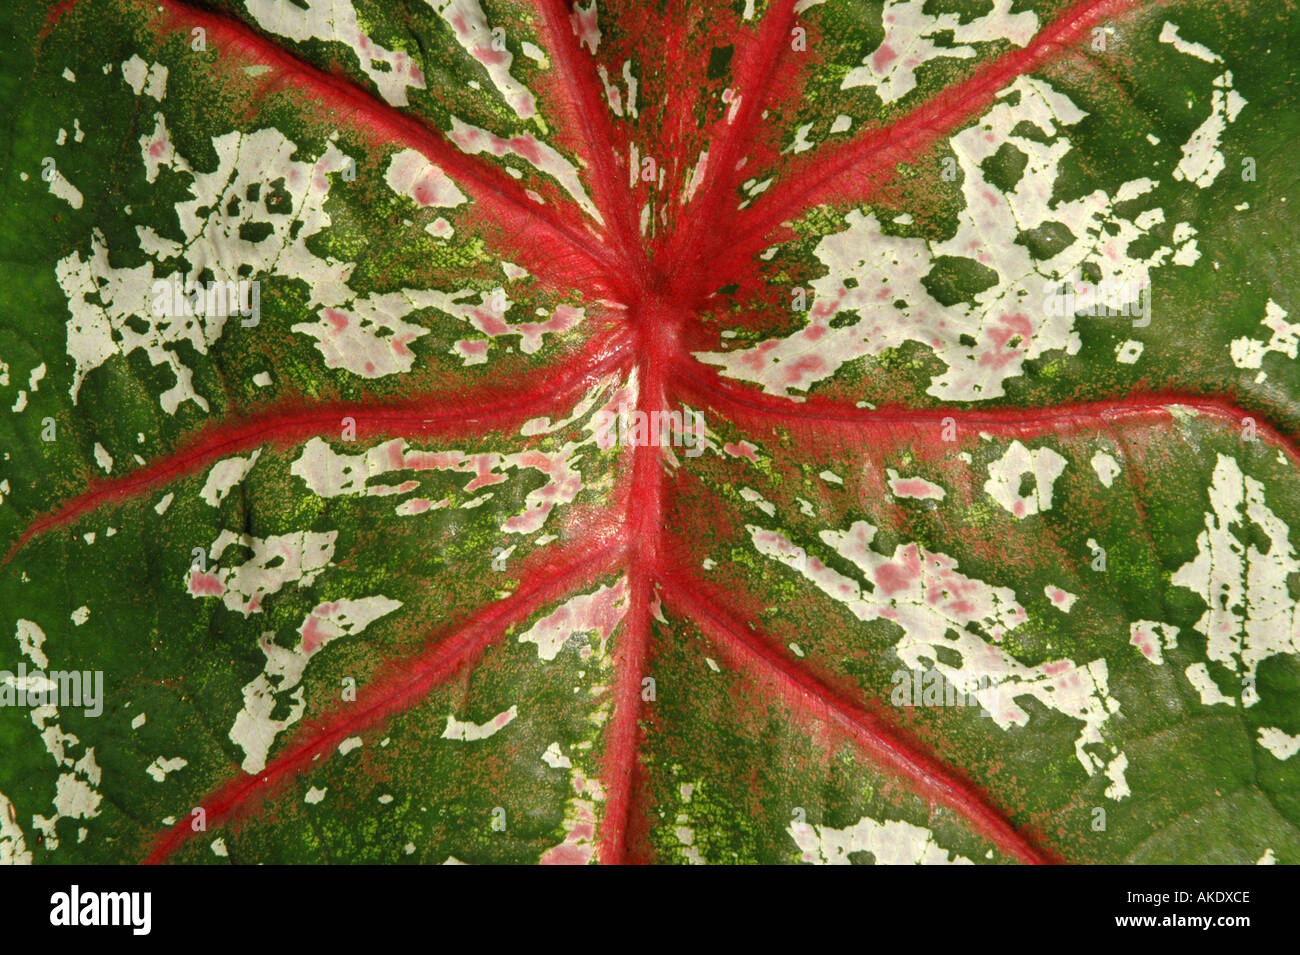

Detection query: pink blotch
(891, 478), (938, 499)
(871, 44), (897, 72)
(188, 572), (225, 597)
(506, 134), (542, 165)
(723, 441), (759, 462)
(474, 45), (508, 66)
(874, 545), (921, 596)
(465, 454), (508, 492)
(1130, 629), (1157, 661)
(471, 308), (510, 336)
(540, 843), (592, 865)
(573, 3), (600, 52)
(782, 353), (825, 386)
(300, 613), (328, 654)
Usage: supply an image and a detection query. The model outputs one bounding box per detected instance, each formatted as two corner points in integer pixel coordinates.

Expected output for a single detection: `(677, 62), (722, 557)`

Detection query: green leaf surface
(0, 0), (1295, 864)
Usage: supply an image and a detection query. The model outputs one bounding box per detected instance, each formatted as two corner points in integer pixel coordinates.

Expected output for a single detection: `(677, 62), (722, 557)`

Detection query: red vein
(144, 0), (631, 302)
(143, 538), (627, 864)
(537, 0), (646, 287)
(701, 0), (1145, 286)
(598, 293), (679, 863)
(664, 0), (798, 273)
(659, 571), (1059, 865)
(4, 340), (632, 568)
(674, 360), (1300, 464)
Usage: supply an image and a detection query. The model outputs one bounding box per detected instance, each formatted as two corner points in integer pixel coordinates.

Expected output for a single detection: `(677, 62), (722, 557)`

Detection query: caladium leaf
(0, 0), (1296, 865)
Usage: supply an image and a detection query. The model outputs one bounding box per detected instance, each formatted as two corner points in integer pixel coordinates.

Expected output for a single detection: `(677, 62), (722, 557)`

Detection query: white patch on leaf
(121, 55), (167, 101)
(841, 0), (1037, 105)
(446, 116), (601, 224)
(749, 519), (1128, 797)
(789, 813), (973, 865)
(1256, 727), (1300, 761)
(47, 167), (83, 210)
(1184, 662), (1236, 707)
(185, 529), (337, 616)
(1090, 450), (1121, 488)
(17, 619), (49, 669)
(1129, 620), (1179, 665)
(542, 742), (572, 769)
(144, 756), (188, 782)
(229, 596), (401, 774)
(244, 0), (425, 106)
(60, 124), (357, 414)
(384, 149), (468, 208)
(1158, 22), (1222, 64)
(92, 443), (113, 474)
(1171, 454), (1299, 708)
(428, 0), (538, 119)
(1116, 339), (1144, 364)
(517, 579), (628, 662)
(698, 77), (1203, 402)
(1230, 300), (1297, 370)
(1157, 26), (1246, 189)
(199, 450), (262, 507)
(291, 378), (620, 533)
(9, 621), (103, 852)
(1044, 586), (1076, 612)
(984, 441), (1067, 519)
(0, 791), (33, 864)
(442, 706), (518, 741)
(886, 469), (946, 501)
